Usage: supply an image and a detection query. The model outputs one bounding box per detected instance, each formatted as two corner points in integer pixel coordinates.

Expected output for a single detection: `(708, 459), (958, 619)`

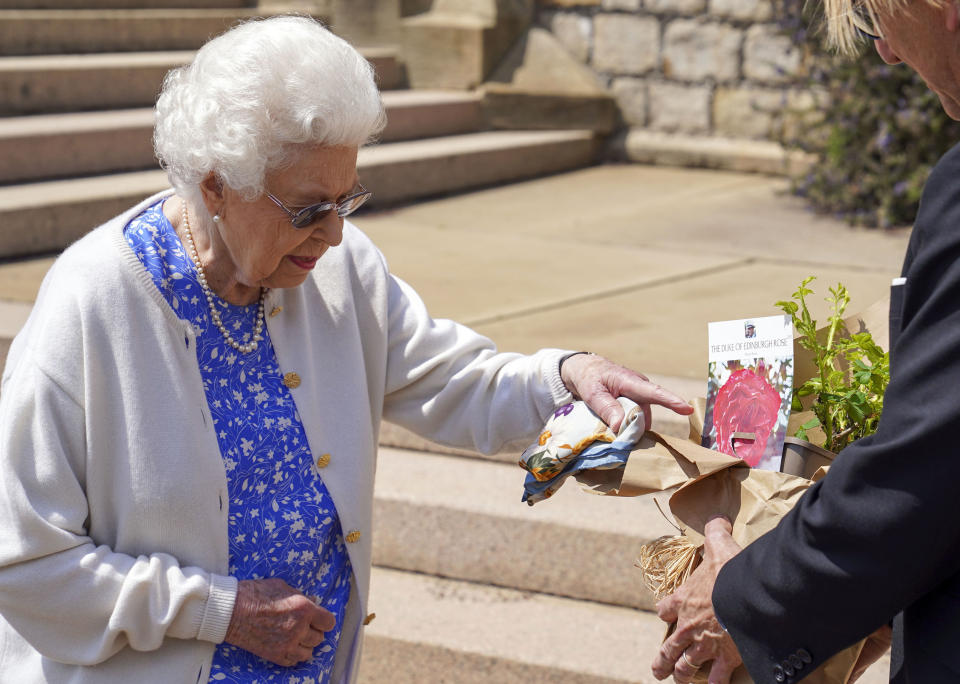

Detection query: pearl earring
(213, 214), (221, 223)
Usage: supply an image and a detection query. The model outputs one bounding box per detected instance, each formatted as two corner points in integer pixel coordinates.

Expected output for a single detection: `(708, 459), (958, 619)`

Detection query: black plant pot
(780, 436), (835, 480)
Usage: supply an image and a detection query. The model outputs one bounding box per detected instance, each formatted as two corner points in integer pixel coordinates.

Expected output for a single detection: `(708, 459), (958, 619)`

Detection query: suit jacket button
(789, 654), (804, 669)
(782, 660), (795, 677)
(797, 649), (812, 663)
(773, 665), (786, 682)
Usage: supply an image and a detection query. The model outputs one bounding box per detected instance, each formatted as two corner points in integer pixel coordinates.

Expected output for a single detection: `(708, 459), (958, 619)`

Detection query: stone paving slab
(360, 219), (744, 325)
(471, 260), (898, 380)
(359, 164), (909, 272)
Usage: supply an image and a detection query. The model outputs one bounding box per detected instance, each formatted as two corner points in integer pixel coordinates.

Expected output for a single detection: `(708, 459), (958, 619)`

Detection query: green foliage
(776, 277), (889, 451)
(775, 2), (960, 228)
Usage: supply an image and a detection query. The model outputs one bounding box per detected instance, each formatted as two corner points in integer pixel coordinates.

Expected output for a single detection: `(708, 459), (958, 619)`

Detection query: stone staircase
(0, 1), (604, 259)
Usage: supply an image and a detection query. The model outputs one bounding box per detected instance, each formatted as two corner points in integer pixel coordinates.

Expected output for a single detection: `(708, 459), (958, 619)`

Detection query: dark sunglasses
(266, 185), (372, 229)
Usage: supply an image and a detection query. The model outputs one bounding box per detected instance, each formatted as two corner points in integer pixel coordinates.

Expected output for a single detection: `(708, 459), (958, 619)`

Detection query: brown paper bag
(577, 432), (865, 683)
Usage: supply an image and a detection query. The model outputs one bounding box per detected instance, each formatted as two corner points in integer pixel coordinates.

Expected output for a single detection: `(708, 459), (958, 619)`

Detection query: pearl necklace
(180, 202), (267, 354)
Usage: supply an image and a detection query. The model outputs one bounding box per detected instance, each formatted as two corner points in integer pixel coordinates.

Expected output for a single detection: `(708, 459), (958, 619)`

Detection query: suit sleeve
(712, 143), (960, 681)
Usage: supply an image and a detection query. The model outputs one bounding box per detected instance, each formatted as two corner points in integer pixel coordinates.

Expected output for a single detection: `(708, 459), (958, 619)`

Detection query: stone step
(0, 91), (482, 184)
(0, 300), (32, 371)
(373, 446), (677, 611)
(379, 90), (483, 143)
(0, 109), (155, 184)
(0, 170), (169, 257)
(0, 0), (252, 7)
(360, 566), (666, 684)
(0, 48), (405, 116)
(0, 9), (320, 56)
(361, 566), (890, 683)
(357, 129), (599, 206)
(0, 51), (191, 116)
(362, 46), (407, 93)
(0, 130), (598, 258)
(609, 129), (814, 178)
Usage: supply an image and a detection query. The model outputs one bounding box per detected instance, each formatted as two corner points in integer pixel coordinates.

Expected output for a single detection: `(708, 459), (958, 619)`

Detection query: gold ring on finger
(681, 650), (699, 670)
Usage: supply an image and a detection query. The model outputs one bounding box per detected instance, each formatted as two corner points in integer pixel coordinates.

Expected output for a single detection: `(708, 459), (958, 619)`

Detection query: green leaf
(846, 391), (870, 423)
(776, 300), (799, 315)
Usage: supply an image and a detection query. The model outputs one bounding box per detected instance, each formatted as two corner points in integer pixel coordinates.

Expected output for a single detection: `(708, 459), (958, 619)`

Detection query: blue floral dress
(125, 200), (352, 683)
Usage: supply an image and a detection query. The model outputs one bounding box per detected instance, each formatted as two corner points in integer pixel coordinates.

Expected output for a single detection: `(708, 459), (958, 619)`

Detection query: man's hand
(652, 517), (743, 684)
(225, 578), (336, 667)
(559, 353), (693, 433)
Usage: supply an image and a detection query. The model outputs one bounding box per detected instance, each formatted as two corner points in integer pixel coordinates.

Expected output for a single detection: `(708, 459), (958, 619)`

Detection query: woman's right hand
(224, 578), (336, 667)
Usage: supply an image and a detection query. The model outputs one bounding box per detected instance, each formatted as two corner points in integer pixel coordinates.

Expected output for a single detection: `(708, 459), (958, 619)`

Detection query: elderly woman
(650, 1), (960, 683)
(0, 16), (691, 683)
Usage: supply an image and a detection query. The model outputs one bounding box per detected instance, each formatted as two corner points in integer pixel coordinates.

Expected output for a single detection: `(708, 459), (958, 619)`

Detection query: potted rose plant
(776, 277), (890, 478)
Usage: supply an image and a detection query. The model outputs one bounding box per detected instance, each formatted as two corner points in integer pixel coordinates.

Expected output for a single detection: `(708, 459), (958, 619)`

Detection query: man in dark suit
(649, 1), (960, 682)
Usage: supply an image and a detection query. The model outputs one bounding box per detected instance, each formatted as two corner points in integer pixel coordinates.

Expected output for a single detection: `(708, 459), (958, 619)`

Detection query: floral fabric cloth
(125, 201), (351, 683)
(519, 397), (646, 505)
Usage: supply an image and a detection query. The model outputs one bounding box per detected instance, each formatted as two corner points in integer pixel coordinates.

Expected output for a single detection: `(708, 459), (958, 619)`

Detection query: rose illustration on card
(713, 367), (783, 466)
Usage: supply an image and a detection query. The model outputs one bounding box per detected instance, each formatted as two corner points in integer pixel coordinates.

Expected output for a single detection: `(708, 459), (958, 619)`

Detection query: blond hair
(822, 0), (936, 54)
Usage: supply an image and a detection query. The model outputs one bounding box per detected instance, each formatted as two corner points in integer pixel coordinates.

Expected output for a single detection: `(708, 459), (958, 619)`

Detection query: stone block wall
(537, 0), (813, 142)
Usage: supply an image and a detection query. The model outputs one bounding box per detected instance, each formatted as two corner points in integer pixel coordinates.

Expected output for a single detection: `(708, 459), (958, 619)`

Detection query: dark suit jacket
(713, 141), (960, 683)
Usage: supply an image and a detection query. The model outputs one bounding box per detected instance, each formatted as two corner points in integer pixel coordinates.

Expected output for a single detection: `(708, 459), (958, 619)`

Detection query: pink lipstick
(288, 255), (319, 270)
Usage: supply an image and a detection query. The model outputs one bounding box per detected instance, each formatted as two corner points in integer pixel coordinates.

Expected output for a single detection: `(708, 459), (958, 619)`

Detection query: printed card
(702, 315), (794, 471)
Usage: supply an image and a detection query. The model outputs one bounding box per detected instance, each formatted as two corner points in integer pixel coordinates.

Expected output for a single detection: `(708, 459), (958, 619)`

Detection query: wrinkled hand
(849, 624), (892, 683)
(560, 353), (693, 433)
(225, 578), (336, 667)
(652, 517), (743, 684)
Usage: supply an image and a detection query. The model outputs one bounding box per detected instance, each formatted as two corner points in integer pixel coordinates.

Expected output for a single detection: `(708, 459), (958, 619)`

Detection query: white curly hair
(154, 15), (386, 209)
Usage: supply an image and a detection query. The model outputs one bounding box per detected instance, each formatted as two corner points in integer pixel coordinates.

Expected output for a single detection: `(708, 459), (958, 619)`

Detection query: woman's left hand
(560, 353), (694, 433)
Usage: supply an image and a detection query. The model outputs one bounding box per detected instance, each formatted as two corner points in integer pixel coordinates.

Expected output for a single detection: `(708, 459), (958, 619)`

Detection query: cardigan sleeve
(380, 272), (574, 454)
(712, 143), (960, 681)
(0, 352), (237, 666)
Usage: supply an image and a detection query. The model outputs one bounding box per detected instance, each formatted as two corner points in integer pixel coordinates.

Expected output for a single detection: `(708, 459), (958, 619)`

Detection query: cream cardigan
(0, 191), (572, 683)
